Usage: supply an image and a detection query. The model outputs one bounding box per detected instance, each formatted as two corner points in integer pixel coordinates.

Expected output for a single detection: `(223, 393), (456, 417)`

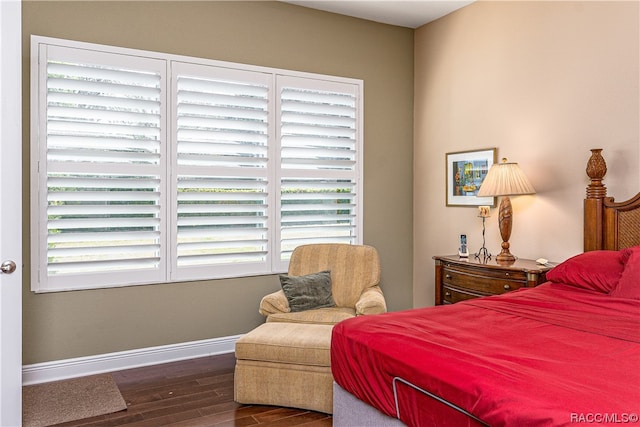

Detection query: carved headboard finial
(586, 148), (607, 199)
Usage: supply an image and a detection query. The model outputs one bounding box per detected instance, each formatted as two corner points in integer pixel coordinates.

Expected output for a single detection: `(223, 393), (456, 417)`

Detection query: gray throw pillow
(279, 270), (335, 312)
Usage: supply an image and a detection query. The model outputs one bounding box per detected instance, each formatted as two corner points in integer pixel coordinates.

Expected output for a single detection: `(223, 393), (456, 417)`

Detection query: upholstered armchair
(235, 243), (386, 413)
(259, 243), (387, 324)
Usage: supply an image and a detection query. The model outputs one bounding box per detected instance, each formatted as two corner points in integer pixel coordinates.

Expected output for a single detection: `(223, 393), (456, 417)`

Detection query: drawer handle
(445, 274), (452, 279)
(445, 291), (451, 297)
(503, 284), (511, 290)
(505, 272), (510, 276)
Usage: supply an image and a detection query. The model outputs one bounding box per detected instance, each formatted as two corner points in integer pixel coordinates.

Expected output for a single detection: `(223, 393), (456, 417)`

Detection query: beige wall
(22, 1), (415, 364)
(414, 1), (640, 307)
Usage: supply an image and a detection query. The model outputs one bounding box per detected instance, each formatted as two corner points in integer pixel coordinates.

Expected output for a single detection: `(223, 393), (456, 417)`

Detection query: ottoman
(234, 322), (334, 414)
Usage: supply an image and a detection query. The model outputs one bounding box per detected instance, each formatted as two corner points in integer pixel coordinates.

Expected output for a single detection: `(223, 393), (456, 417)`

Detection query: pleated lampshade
(478, 159), (536, 197)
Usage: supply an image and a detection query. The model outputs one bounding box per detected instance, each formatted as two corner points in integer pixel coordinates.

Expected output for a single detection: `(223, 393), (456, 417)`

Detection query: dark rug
(22, 374), (127, 426)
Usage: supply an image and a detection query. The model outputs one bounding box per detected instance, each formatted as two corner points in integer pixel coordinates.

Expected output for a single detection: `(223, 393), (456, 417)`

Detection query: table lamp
(477, 158), (535, 263)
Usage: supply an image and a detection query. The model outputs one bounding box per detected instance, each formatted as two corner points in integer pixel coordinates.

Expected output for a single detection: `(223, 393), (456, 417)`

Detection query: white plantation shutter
(32, 43), (167, 291)
(277, 77), (361, 265)
(31, 37), (362, 291)
(172, 63), (272, 280)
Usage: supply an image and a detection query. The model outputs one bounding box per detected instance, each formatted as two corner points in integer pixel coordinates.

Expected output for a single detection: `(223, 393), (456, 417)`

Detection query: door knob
(1, 260), (16, 274)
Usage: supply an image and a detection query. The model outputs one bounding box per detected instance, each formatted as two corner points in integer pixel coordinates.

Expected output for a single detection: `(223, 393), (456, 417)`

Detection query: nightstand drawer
(442, 266), (526, 295)
(442, 286), (480, 304)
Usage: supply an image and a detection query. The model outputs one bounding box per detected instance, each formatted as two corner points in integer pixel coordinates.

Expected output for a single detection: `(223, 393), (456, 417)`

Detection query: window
(31, 36), (363, 292)
(277, 76), (361, 265)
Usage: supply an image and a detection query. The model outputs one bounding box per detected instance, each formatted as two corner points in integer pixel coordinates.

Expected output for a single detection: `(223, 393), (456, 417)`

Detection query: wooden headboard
(584, 148), (640, 251)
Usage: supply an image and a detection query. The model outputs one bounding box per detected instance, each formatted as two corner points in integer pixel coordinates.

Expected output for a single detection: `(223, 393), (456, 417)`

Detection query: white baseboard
(22, 334), (242, 386)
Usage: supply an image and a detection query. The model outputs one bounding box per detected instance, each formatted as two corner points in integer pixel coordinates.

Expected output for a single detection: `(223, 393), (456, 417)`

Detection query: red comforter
(331, 283), (640, 427)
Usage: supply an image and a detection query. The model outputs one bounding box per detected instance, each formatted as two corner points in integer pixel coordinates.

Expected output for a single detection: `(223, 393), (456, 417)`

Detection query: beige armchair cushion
(266, 307), (356, 325)
(259, 244), (386, 323)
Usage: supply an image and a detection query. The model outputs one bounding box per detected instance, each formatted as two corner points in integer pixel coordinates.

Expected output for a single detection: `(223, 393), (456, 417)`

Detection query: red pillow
(546, 250), (627, 293)
(610, 246), (640, 300)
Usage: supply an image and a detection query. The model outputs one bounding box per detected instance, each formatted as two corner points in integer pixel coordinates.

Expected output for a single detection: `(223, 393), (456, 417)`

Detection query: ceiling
(282, 1), (474, 28)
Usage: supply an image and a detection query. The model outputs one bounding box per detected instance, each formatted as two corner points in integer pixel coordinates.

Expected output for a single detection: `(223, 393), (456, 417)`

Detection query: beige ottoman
(234, 322), (334, 414)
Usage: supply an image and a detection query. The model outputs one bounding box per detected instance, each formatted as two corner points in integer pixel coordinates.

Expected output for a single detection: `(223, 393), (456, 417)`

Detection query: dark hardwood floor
(54, 353), (333, 426)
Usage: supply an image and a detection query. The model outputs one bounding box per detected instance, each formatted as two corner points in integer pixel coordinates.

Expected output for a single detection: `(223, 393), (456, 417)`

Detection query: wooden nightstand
(433, 255), (553, 305)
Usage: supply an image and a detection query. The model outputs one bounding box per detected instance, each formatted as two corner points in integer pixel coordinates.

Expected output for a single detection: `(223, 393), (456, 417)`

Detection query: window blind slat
(177, 215), (268, 227)
(48, 204), (160, 216)
(178, 103), (268, 120)
(48, 91), (160, 111)
(178, 254), (266, 267)
(178, 77), (268, 97)
(48, 258), (161, 275)
(178, 238), (267, 249)
(281, 224), (354, 235)
(177, 140), (267, 159)
(47, 150), (160, 164)
(48, 217), (160, 230)
(282, 203), (355, 212)
(47, 62), (161, 86)
(281, 158), (356, 170)
(177, 228), (268, 239)
(281, 135), (355, 150)
(281, 88), (355, 106)
(281, 109), (355, 121)
(178, 116), (267, 133)
(48, 230), (160, 244)
(48, 190), (159, 202)
(178, 203), (267, 214)
(281, 124), (355, 139)
(281, 181), (355, 191)
(178, 92), (268, 111)
(48, 176), (160, 188)
(281, 235), (354, 247)
(175, 154), (267, 168)
(281, 214), (355, 224)
(281, 191), (354, 200)
(281, 146), (355, 159)
(49, 244), (159, 258)
(48, 105), (160, 125)
(176, 191), (266, 202)
(177, 128), (267, 145)
(178, 177), (267, 190)
(48, 120), (161, 139)
(48, 134), (160, 152)
(47, 77), (160, 99)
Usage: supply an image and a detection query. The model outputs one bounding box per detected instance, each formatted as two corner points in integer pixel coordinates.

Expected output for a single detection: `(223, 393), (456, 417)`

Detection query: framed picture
(446, 148), (496, 207)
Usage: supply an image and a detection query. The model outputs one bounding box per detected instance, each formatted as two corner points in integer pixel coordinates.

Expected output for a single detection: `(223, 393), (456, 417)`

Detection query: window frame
(30, 35), (363, 292)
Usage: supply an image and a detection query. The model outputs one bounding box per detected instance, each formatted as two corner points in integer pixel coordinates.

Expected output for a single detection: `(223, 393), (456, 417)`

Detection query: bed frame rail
(392, 377), (489, 426)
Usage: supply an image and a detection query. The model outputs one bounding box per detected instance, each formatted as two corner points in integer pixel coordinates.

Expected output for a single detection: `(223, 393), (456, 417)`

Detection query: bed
(331, 149), (640, 427)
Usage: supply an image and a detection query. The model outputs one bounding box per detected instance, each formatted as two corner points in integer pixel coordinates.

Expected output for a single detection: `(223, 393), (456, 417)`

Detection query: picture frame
(446, 148), (496, 207)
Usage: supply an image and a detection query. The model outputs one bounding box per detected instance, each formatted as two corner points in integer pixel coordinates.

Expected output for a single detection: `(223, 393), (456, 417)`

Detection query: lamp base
(496, 250), (516, 264)
(497, 196), (515, 264)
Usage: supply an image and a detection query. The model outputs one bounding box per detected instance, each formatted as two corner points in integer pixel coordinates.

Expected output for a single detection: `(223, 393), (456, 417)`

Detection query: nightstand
(433, 255), (553, 305)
